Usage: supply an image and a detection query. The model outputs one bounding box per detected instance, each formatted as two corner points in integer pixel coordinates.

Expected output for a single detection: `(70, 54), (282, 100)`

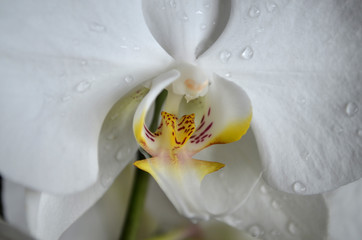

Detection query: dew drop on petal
(133, 46), (141, 51)
(200, 24), (207, 31)
(80, 59), (88, 66)
(100, 174), (112, 188)
(89, 22), (107, 32)
(195, 10), (204, 15)
(225, 72), (232, 78)
(266, 1), (278, 12)
(292, 181), (306, 193)
(180, 13), (189, 21)
(124, 75), (134, 84)
(169, 0), (177, 8)
(357, 129), (362, 137)
(219, 50), (232, 63)
(287, 221), (298, 235)
(240, 46), (254, 60)
(248, 6), (261, 18)
(271, 200), (280, 209)
(115, 145), (133, 162)
(260, 184), (268, 194)
(248, 225), (264, 238)
(61, 95), (72, 102)
(75, 81), (91, 93)
(345, 102), (358, 117)
(270, 230), (280, 236)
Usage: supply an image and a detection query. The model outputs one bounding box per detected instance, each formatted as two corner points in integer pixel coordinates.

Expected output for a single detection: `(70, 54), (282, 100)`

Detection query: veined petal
(142, 0), (231, 62)
(198, 129), (327, 240)
(0, 0), (173, 194)
(133, 70), (180, 155)
(198, 0), (362, 193)
(3, 166), (134, 240)
(180, 75), (252, 155)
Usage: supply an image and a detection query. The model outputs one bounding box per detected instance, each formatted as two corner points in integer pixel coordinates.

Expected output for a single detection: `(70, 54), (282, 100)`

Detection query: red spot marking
(208, 108), (211, 116)
(200, 115), (205, 123)
(195, 121), (205, 131)
(145, 132), (155, 142)
(178, 126), (185, 131)
(144, 125), (154, 137)
(197, 122), (213, 139)
(178, 117), (187, 126)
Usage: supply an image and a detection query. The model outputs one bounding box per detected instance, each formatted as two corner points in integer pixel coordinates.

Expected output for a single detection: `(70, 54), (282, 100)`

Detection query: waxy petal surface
(0, 0), (173, 194)
(199, 0), (362, 193)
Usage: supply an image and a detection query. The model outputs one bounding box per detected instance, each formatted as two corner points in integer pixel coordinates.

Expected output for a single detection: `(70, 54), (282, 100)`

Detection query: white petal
(4, 165), (134, 240)
(199, 0), (362, 193)
(59, 169), (133, 240)
(199, 129), (328, 240)
(0, 0), (173, 194)
(142, 0), (231, 62)
(324, 178), (362, 240)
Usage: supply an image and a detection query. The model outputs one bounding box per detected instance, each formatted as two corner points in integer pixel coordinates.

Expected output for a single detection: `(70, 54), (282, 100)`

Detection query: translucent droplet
(219, 50), (232, 63)
(203, 3), (210, 9)
(248, 225), (264, 238)
(225, 72), (232, 78)
(357, 129), (362, 137)
(107, 132), (118, 140)
(100, 174), (112, 188)
(169, 0), (176, 8)
(301, 151), (310, 161)
(61, 95), (72, 102)
(270, 230), (280, 236)
(115, 146), (133, 162)
(133, 46), (140, 51)
(271, 200), (280, 209)
(195, 10), (204, 15)
(260, 184), (268, 194)
(80, 60), (88, 66)
(75, 81), (91, 93)
(297, 96), (306, 105)
(248, 6), (261, 18)
(124, 75), (134, 84)
(345, 102), (358, 117)
(200, 24), (207, 31)
(240, 46), (254, 60)
(287, 222), (298, 235)
(266, 1), (278, 12)
(292, 181), (306, 193)
(89, 22), (107, 32)
(180, 14), (189, 21)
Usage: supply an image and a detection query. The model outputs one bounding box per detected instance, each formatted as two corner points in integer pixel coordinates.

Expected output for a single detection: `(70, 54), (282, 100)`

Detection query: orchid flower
(0, 0), (361, 240)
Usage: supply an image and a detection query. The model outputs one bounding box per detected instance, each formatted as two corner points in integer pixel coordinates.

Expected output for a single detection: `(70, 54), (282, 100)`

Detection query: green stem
(120, 90), (167, 240)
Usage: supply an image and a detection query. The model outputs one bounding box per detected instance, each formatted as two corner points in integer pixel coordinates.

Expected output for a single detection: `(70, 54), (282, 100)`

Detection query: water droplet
(240, 46), (254, 60)
(80, 60), (88, 66)
(331, 124), (343, 134)
(133, 46), (140, 51)
(270, 230), (280, 236)
(107, 132), (118, 140)
(287, 222), (298, 235)
(297, 96), (306, 105)
(120, 45), (128, 49)
(100, 174), (112, 188)
(225, 72), (232, 78)
(61, 95), (72, 102)
(180, 13), (189, 21)
(191, 218), (199, 224)
(357, 129), (362, 137)
(89, 22), (107, 32)
(248, 225), (264, 238)
(345, 102), (358, 117)
(219, 50), (232, 63)
(124, 75), (134, 84)
(75, 81), (91, 93)
(195, 10), (204, 15)
(200, 24), (207, 31)
(115, 146), (133, 162)
(204, 3), (210, 9)
(110, 113), (120, 120)
(260, 184), (268, 194)
(292, 181), (306, 193)
(266, 1), (278, 12)
(271, 200), (280, 209)
(169, 0), (176, 8)
(301, 151), (310, 161)
(248, 6), (261, 18)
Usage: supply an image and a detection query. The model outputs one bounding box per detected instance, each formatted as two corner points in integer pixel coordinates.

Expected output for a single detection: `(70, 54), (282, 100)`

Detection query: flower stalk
(120, 90), (168, 240)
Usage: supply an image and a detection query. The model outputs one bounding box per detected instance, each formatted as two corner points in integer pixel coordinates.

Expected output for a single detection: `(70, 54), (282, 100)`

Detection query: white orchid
(0, 0), (361, 240)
